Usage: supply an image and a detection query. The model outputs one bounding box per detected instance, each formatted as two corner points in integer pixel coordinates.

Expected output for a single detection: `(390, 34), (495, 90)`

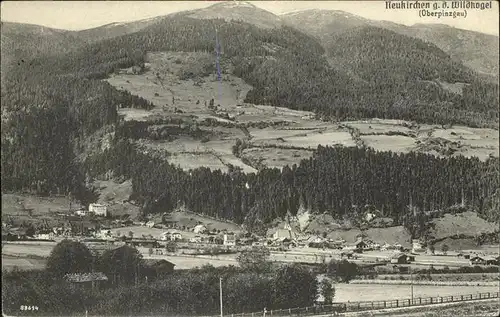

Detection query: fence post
(419, 298), (421, 305)
(383, 301), (386, 308)
(479, 293), (481, 299)
(430, 297), (433, 304)
(396, 300), (399, 308)
(288, 308), (291, 314)
(440, 297), (443, 303)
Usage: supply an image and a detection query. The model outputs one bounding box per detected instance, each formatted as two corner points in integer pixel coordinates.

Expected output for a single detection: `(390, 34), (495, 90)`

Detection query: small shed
(390, 253), (408, 264)
(142, 259), (175, 280)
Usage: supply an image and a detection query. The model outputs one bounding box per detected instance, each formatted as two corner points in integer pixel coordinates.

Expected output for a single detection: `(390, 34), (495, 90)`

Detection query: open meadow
(103, 51), (499, 175)
(381, 300), (500, 317)
(333, 283), (499, 303)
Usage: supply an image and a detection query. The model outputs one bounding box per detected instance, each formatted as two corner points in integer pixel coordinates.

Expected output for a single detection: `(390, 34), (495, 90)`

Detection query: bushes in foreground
(2, 263), (318, 316)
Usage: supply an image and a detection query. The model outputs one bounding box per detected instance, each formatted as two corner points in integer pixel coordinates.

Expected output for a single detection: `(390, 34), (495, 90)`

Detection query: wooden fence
(205, 291), (499, 317)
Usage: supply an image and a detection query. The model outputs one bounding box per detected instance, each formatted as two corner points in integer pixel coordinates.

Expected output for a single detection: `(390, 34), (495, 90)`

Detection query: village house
(223, 233), (236, 246)
(307, 236), (327, 248)
(193, 224), (208, 234)
(328, 240), (344, 249)
(159, 231), (170, 241)
(88, 203), (107, 217)
(469, 256), (486, 266)
(146, 221), (155, 228)
(380, 243), (393, 251)
(343, 238), (369, 253)
(96, 229), (113, 239)
(34, 231), (54, 240)
(170, 230), (182, 241)
(189, 235), (202, 243)
(411, 239), (425, 253)
(75, 209), (88, 217)
(485, 256), (499, 266)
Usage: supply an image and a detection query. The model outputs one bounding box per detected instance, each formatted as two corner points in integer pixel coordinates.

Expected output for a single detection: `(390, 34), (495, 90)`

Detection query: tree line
(82, 139), (499, 231)
(2, 240), (320, 316)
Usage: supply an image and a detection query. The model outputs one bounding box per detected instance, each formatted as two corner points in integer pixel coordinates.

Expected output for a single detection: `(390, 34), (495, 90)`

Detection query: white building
(170, 230), (182, 241)
(193, 224), (207, 234)
(146, 221), (155, 228)
(75, 209), (87, 216)
(89, 203), (107, 217)
(189, 235), (202, 243)
(412, 239), (424, 253)
(159, 232), (171, 241)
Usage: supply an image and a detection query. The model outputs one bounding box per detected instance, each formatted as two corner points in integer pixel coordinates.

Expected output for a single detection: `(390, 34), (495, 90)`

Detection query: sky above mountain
(1, 1), (499, 36)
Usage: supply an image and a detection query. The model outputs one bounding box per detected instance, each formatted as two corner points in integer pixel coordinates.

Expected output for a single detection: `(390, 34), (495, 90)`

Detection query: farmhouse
(223, 233), (236, 246)
(470, 256), (486, 266)
(160, 232), (170, 241)
(307, 235), (325, 245)
(89, 203), (107, 217)
(189, 235), (203, 243)
(411, 239), (425, 253)
(170, 230), (182, 241)
(64, 272), (108, 290)
(75, 209), (88, 216)
(34, 231), (54, 240)
(344, 239), (369, 253)
(485, 257), (499, 266)
(193, 224), (208, 234)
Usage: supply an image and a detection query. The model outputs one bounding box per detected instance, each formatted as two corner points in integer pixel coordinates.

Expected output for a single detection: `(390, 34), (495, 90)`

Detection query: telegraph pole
(410, 266), (414, 305)
(219, 277), (223, 317)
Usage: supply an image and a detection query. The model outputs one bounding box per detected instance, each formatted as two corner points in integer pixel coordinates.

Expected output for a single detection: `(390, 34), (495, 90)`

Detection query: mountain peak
(187, 1), (281, 29)
(211, 1), (257, 9)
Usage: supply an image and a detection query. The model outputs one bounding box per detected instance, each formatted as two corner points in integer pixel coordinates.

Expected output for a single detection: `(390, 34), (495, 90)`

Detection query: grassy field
(382, 300), (500, 316)
(333, 283), (499, 302)
(430, 211), (499, 242)
(104, 51), (500, 174)
(2, 194), (79, 217)
(360, 135), (416, 153)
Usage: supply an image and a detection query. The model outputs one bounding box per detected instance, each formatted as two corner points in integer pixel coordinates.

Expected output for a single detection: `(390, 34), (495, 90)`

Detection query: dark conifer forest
(1, 16), (499, 228)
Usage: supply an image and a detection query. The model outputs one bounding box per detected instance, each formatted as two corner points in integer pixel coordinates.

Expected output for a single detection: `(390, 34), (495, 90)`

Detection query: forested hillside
(0, 22), (85, 80)
(2, 13), (499, 231)
(83, 139), (500, 230)
(325, 27), (499, 127)
(282, 10), (500, 79)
